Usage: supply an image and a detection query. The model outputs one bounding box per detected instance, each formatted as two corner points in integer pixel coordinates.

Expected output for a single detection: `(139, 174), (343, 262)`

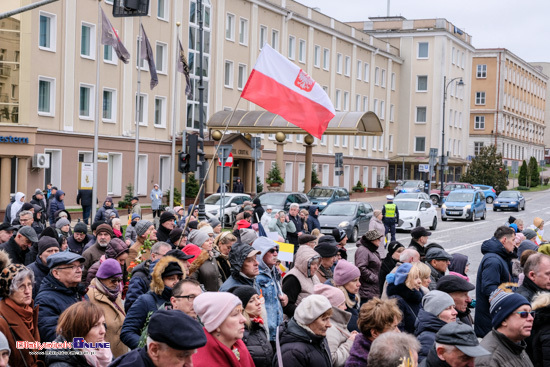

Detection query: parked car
(441, 189), (487, 222)
(473, 185), (497, 203)
(205, 193), (252, 226)
(493, 190), (525, 212)
(318, 202), (373, 242)
(394, 180), (425, 197)
(255, 192), (311, 215)
(430, 182), (475, 205)
(307, 186), (350, 211)
(395, 192), (430, 201)
(394, 198), (438, 231)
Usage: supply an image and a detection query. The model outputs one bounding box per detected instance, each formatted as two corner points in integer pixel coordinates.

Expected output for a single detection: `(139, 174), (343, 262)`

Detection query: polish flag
(241, 44), (335, 139)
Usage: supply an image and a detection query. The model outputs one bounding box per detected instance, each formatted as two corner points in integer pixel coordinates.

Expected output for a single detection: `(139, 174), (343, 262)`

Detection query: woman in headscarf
(10, 192), (25, 224)
(188, 230), (223, 291)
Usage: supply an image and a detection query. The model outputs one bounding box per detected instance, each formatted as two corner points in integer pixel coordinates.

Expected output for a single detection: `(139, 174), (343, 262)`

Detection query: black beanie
(162, 262), (183, 279)
(229, 285), (259, 307)
(74, 222), (88, 234)
(38, 236), (60, 255)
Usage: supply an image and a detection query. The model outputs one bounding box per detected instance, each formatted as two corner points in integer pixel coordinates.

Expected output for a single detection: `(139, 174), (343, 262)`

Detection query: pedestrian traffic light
(178, 151), (189, 173)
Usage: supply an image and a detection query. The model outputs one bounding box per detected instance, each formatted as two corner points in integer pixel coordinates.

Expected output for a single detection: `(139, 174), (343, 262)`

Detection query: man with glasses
(18, 210), (34, 227)
(171, 279), (202, 319)
(35, 251), (87, 342)
(0, 226), (37, 265)
(475, 226), (517, 338)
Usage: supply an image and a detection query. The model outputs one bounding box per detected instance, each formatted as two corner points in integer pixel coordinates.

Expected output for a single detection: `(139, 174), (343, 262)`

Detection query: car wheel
(470, 211), (475, 222)
(481, 210), (486, 220)
(493, 207), (498, 212)
(416, 219), (421, 228)
(515, 205), (520, 212)
(486, 196), (494, 204)
(442, 217), (447, 221)
(430, 195), (439, 205)
(522, 203), (526, 211)
(350, 226), (359, 242)
(224, 214), (231, 226)
(430, 216), (437, 230)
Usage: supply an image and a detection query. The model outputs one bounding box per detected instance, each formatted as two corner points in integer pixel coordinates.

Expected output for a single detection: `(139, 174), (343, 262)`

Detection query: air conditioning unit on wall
(32, 154), (50, 169)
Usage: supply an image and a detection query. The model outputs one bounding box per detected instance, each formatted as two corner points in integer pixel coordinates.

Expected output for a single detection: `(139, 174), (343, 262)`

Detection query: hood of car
(319, 215), (355, 226)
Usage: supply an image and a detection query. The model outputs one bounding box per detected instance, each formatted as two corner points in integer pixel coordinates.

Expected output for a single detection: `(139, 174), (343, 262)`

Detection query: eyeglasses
(173, 294), (199, 301)
(268, 247), (279, 253)
(515, 311), (535, 318)
(108, 278), (123, 286)
(56, 264), (84, 271)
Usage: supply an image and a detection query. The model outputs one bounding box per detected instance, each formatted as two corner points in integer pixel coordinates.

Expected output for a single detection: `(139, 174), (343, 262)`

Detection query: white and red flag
(241, 44), (335, 139)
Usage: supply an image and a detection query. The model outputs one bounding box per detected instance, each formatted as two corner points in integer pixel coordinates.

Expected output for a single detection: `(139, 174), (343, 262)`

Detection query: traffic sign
(418, 164), (429, 173)
(219, 152), (233, 167)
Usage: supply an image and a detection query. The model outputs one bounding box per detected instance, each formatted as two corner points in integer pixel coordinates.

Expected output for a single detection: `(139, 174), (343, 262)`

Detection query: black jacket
(530, 304), (550, 366)
(287, 214), (304, 247)
(45, 335), (91, 367)
(30, 195), (47, 214)
(252, 198), (265, 224)
(517, 277), (546, 303)
(67, 233), (94, 255)
(387, 282), (422, 334)
(419, 345), (451, 367)
(0, 236), (30, 265)
(156, 224), (171, 243)
(408, 239), (426, 260)
(76, 189), (93, 206)
(243, 321), (273, 367)
(27, 255), (49, 298)
(233, 181), (244, 193)
(379, 255), (397, 296)
(110, 347), (154, 367)
(274, 319), (332, 367)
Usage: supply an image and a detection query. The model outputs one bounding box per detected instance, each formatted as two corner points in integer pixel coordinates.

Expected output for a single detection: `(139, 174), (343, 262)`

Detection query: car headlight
(441, 204), (447, 209)
(510, 201), (517, 204)
(464, 204), (471, 210)
(320, 202), (328, 206)
(338, 221), (350, 227)
(402, 217), (414, 221)
(494, 200), (499, 204)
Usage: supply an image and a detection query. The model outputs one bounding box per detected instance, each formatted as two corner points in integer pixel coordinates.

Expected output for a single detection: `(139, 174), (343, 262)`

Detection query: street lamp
(439, 76), (464, 205)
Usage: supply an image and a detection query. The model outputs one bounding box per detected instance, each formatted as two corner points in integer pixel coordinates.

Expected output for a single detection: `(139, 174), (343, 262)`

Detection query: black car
(318, 201), (373, 242)
(255, 192), (311, 214)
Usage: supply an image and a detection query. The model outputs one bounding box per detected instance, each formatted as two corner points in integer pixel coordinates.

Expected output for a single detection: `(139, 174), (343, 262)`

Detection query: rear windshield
(308, 188), (334, 198)
(446, 193), (474, 202)
(393, 201), (419, 211)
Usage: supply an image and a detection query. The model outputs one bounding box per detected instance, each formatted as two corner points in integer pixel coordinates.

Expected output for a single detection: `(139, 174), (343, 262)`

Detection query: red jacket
(193, 328), (255, 367)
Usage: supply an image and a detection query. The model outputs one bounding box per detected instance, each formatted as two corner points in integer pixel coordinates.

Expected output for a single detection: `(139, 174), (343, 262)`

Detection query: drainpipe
(495, 52), (501, 147)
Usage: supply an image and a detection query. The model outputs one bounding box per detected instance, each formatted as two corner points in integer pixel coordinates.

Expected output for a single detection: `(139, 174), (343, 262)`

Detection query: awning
(207, 110), (383, 136)
(388, 155), (468, 164)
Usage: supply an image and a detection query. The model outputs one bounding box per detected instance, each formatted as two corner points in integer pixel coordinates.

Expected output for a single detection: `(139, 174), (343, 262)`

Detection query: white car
(395, 192), (430, 201)
(204, 193), (251, 226)
(394, 198), (438, 231)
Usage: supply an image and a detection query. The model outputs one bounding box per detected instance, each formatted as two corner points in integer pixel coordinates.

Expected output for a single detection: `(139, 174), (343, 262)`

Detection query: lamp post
(439, 76), (464, 205)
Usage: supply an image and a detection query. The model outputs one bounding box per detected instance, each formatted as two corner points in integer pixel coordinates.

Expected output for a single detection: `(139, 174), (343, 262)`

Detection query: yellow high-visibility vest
(384, 203), (396, 218)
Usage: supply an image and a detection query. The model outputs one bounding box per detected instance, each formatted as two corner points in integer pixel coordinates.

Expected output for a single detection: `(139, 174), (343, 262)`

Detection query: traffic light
(178, 151), (189, 173)
(188, 134), (203, 172)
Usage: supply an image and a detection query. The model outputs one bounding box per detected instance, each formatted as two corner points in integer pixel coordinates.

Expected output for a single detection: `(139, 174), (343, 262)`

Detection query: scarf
(113, 228), (123, 238)
(83, 346), (112, 367)
(5, 297), (34, 335)
(252, 317), (264, 325)
(94, 278), (122, 303)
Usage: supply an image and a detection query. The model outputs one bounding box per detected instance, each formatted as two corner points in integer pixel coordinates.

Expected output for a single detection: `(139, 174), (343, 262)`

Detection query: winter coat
(409, 238), (427, 261)
(274, 318), (332, 367)
(76, 189), (93, 206)
(379, 255), (398, 296)
(48, 190), (65, 225)
(326, 307), (354, 367)
(233, 181), (245, 193)
(150, 189), (163, 210)
(131, 203), (142, 217)
(0, 298), (41, 367)
(35, 274), (88, 342)
(387, 282), (422, 334)
(87, 278), (127, 357)
(282, 246), (321, 318)
(475, 237), (514, 338)
(268, 217), (296, 242)
(252, 198), (265, 224)
(190, 249), (223, 291)
(120, 256), (184, 349)
(30, 195), (47, 214)
(125, 222), (138, 245)
(261, 212), (272, 230)
(45, 335), (92, 367)
(3, 202), (12, 225)
(306, 205), (321, 232)
(345, 292), (360, 333)
(216, 253), (232, 283)
(427, 262), (445, 291)
(242, 320), (273, 367)
(287, 213), (304, 246)
(124, 260), (152, 313)
(67, 233), (94, 255)
(530, 304), (550, 367)
(475, 329), (533, 367)
(0, 236), (30, 265)
(517, 276), (546, 303)
(415, 309), (447, 362)
(355, 235), (382, 301)
(27, 255), (50, 298)
(109, 347), (155, 367)
(368, 217), (385, 238)
(346, 333), (372, 367)
(420, 345), (452, 367)
(219, 242), (259, 292)
(156, 224), (171, 243)
(10, 192), (25, 224)
(193, 327), (255, 367)
(86, 239), (129, 286)
(82, 242), (107, 282)
(518, 240), (539, 259)
(94, 200), (120, 222)
(127, 236), (152, 269)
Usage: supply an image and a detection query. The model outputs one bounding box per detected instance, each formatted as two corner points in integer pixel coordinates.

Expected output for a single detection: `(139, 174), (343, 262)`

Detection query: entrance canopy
(207, 110), (383, 136)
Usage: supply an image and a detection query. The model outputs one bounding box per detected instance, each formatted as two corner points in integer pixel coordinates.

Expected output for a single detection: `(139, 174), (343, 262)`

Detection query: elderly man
(156, 212), (176, 243)
(219, 241), (261, 291)
(409, 226), (432, 261)
(420, 321), (490, 367)
(436, 275), (476, 326)
(81, 223), (113, 281)
(0, 226), (37, 265)
(516, 253), (550, 302)
(286, 203), (303, 249)
(27, 236), (60, 298)
(298, 233), (317, 248)
(367, 331), (420, 367)
(128, 220), (157, 268)
(110, 309), (207, 366)
(170, 279), (203, 319)
(425, 247), (453, 290)
(35, 252), (87, 342)
(475, 290), (533, 366)
(0, 224), (14, 245)
(18, 210), (34, 228)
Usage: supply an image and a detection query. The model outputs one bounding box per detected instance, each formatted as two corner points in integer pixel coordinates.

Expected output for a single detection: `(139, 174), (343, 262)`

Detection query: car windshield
(204, 195), (229, 206)
(446, 193), (474, 202)
(499, 192), (518, 198)
(394, 201), (419, 211)
(258, 194), (287, 206)
(403, 181), (421, 188)
(321, 205), (356, 216)
(396, 193), (420, 199)
(308, 188), (333, 198)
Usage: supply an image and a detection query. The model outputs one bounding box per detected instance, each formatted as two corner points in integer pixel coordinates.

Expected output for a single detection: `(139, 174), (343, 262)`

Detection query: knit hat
(194, 292), (242, 332)
(422, 290), (456, 317)
(509, 223), (518, 232)
(74, 222), (88, 234)
(55, 218), (70, 229)
(162, 261), (184, 279)
(208, 217), (221, 228)
(294, 294), (332, 325)
(534, 217), (544, 229)
(135, 220), (153, 237)
(0, 331), (9, 354)
(365, 229), (383, 241)
(315, 236), (339, 258)
(373, 209), (382, 218)
(387, 241), (405, 257)
(96, 258), (122, 279)
(188, 221), (199, 230)
(229, 286), (259, 308)
(333, 259), (361, 287)
(387, 263), (412, 285)
(299, 234), (317, 245)
(104, 196), (114, 204)
(160, 212), (176, 224)
(131, 213), (141, 221)
(314, 283), (346, 308)
(148, 310), (207, 350)
(508, 216), (517, 225)
(240, 228), (258, 246)
(188, 230), (209, 247)
(182, 244), (202, 263)
(95, 223), (114, 237)
(199, 225), (214, 236)
(332, 228), (347, 243)
(169, 228), (184, 244)
(0, 264), (28, 297)
(38, 236), (59, 256)
(21, 203), (34, 211)
(523, 229), (537, 240)
(489, 288), (530, 328)
(34, 188), (44, 196)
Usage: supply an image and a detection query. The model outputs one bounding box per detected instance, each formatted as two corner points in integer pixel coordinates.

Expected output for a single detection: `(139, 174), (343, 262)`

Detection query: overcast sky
(295, 0), (549, 63)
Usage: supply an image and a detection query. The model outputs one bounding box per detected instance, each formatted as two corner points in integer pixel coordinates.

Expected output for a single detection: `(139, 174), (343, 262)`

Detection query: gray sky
(295, 0), (549, 63)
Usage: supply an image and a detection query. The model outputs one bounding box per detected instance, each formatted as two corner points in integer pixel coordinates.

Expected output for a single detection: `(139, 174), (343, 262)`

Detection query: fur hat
(365, 229), (384, 241)
(0, 263), (29, 297)
(150, 256), (185, 295)
(294, 294), (332, 325)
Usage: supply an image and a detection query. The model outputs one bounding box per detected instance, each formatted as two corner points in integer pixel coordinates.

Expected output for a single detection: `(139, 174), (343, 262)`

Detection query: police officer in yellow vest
(382, 195), (399, 242)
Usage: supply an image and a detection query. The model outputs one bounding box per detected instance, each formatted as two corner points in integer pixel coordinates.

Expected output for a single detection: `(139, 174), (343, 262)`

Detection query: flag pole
(91, 0), (102, 224)
(169, 22), (181, 208)
(133, 17), (142, 202)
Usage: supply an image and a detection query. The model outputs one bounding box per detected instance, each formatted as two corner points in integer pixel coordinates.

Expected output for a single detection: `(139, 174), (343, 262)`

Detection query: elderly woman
(188, 230), (223, 291)
(214, 232), (237, 282)
(333, 259), (361, 332)
(275, 294), (333, 367)
(346, 297), (402, 367)
(87, 259), (127, 358)
(0, 262), (41, 367)
(368, 210), (385, 240)
(355, 229), (383, 305)
(111, 218), (124, 240)
(386, 262), (423, 333)
(193, 292), (255, 367)
(378, 241), (405, 295)
(268, 211), (296, 242)
(46, 301), (112, 366)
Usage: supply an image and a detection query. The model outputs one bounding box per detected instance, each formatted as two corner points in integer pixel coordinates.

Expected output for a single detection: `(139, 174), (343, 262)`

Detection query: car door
(474, 192), (483, 217)
(362, 204), (373, 232)
(419, 201), (430, 225)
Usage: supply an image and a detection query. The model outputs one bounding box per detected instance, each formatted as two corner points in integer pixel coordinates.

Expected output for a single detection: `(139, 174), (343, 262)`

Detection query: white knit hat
(294, 294), (332, 325)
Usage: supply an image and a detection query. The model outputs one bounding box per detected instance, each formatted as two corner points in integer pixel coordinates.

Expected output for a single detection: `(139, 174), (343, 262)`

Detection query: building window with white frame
(81, 23), (96, 59)
(363, 96), (368, 111)
(154, 96), (166, 127)
(239, 18), (248, 46)
(343, 136), (348, 147)
(416, 106), (427, 123)
(389, 135), (394, 152)
(344, 56), (350, 76)
(102, 88), (116, 122)
(157, 0), (168, 20)
(362, 136), (367, 149)
(372, 136), (377, 151)
(373, 99), (378, 115)
(225, 13), (235, 41)
(461, 52), (465, 69)
(334, 135), (340, 147)
(155, 42), (167, 74)
(259, 25), (267, 49)
(381, 69), (386, 88)
(336, 53), (342, 74)
(103, 44), (117, 64)
(356, 60), (362, 80)
(79, 84), (94, 119)
(356, 94), (361, 112)
(474, 142), (484, 155)
(224, 60), (233, 88)
(298, 39), (306, 63)
(39, 12), (56, 51)
(418, 42), (429, 59)
(459, 112), (462, 128)
(271, 29), (279, 51)
(475, 92), (486, 105)
(288, 35), (295, 60)
(391, 72), (396, 90)
(335, 89), (341, 110)
(38, 77), (55, 116)
(417, 75), (428, 91)
(476, 64), (487, 78)
(314, 45), (320, 67)
(454, 111), (458, 127)
(343, 92), (349, 111)
(474, 116), (485, 129)
(354, 136), (359, 149)
(380, 101), (385, 119)
(137, 154), (148, 195)
(451, 47), (455, 64)
(364, 63), (370, 82)
(414, 137), (426, 152)
(237, 64), (247, 90)
(379, 133), (384, 151)
(136, 93), (148, 124)
(374, 67), (380, 85)
(107, 153), (122, 196)
(390, 104), (395, 122)
(321, 135), (327, 146)
(323, 48), (329, 70)
(449, 109), (454, 126)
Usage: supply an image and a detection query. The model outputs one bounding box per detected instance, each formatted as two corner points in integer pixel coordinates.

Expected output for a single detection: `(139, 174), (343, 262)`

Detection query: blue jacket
(475, 236), (513, 338)
(35, 274), (88, 342)
(48, 190), (65, 225)
(414, 309), (447, 363)
(124, 260), (153, 313)
(306, 205), (321, 232)
(94, 201), (120, 222)
(110, 347), (154, 367)
(150, 189), (163, 210)
(27, 255), (49, 298)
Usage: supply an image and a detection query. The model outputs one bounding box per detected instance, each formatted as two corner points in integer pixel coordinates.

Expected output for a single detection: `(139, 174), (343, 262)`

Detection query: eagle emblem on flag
(294, 70), (314, 92)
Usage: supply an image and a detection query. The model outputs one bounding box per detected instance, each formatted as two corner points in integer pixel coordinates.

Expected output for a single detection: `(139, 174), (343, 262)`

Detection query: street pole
(439, 75), (446, 206)
(197, 0), (206, 220)
(181, 131), (186, 209)
(402, 156), (405, 181)
(91, 0), (101, 223)
(0, 0), (59, 19)
(169, 22), (181, 208)
(134, 18), (142, 201)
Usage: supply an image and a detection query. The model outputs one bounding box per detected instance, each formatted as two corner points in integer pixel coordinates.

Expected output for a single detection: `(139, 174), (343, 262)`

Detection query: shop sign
(0, 136), (29, 143)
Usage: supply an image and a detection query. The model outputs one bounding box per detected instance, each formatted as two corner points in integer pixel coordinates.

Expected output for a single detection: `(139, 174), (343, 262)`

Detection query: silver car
(205, 193), (251, 226)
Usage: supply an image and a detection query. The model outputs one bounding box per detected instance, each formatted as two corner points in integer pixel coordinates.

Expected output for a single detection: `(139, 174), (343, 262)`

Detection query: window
(237, 64), (247, 90)
(103, 44), (116, 64)
(79, 84), (94, 119)
(418, 42), (429, 58)
(107, 153), (122, 196)
(461, 52), (465, 69)
(323, 48), (329, 70)
(363, 96), (368, 111)
(298, 39), (306, 63)
(374, 67), (380, 85)
(356, 94), (361, 112)
(235, 18), (247, 46)
(314, 45), (320, 67)
(259, 25), (267, 49)
(334, 135), (340, 146)
(343, 136), (348, 147)
(416, 107), (427, 123)
(391, 72), (396, 90)
(225, 13), (235, 41)
(373, 99), (378, 115)
(344, 56), (351, 76)
(389, 135), (394, 152)
(417, 76), (428, 91)
(81, 23), (96, 59)
(475, 92), (486, 105)
(288, 36), (295, 59)
(414, 137), (426, 152)
(155, 42), (167, 74)
(356, 61), (362, 80)
(474, 116), (485, 129)
(354, 136), (360, 149)
(390, 104), (395, 122)
(137, 155), (148, 195)
(159, 156), (171, 192)
(336, 53), (342, 74)
(372, 136), (377, 151)
(381, 69), (386, 88)
(343, 92), (349, 111)
(102, 88), (116, 122)
(271, 29), (279, 51)
(38, 76), (55, 116)
(136, 93), (148, 124)
(157, 0), (168, 20)
(459, 112), (462, 128)
(364, 63), (370, 82)
(477, 64), (487, 78)
(335, 90), (341, 110)
(474, 142), (484, 155)
(451, 47), (455, 64)
(449, 109), (453, 126)
(224, 60), (233, 88)
(362, 136), (367, 149)
(380, 101), (385, 119)
(39, 12), (56, 51)
(454, 111), (458, 127)
(379, 133), (384, 151)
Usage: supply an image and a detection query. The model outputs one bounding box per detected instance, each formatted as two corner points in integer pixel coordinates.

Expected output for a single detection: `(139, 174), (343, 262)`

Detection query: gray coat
(475, 330), (533, 367)
(125, 223), (138, 245)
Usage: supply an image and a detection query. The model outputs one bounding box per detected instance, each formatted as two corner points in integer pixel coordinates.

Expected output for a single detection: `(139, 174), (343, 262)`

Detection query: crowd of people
(0, 185), (549, 367)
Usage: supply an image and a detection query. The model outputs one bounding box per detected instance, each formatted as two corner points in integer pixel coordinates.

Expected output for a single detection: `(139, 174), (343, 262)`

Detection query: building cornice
(365, 30), (476, 53)
(36, 129), (172, 143)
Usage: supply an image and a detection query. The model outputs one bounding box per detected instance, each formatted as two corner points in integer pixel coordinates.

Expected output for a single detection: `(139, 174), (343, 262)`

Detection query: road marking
(447, 240), (484, 254)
